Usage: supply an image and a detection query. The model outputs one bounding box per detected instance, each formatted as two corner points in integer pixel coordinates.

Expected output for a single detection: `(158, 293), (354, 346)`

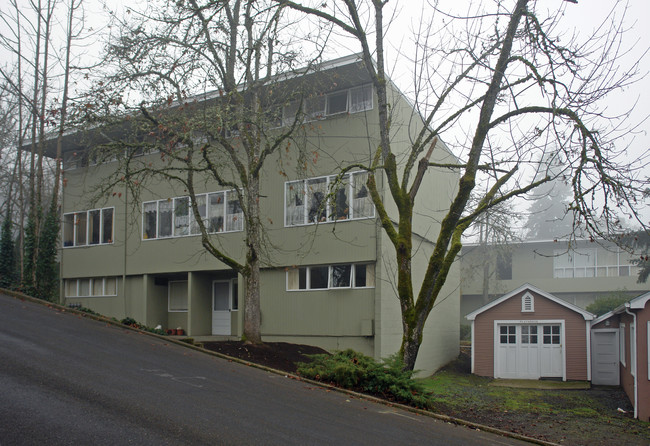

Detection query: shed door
(496, 323), (563, 380)
(540, 324), (563, 378)
(591, 329), (620, 385)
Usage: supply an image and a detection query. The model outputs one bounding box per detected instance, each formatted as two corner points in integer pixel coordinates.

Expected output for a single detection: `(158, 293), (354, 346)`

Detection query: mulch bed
(201, 341), (329, 374)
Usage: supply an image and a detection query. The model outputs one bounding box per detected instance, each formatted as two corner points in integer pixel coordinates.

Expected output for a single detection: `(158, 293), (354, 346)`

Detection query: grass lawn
(417, 354), (650, 445)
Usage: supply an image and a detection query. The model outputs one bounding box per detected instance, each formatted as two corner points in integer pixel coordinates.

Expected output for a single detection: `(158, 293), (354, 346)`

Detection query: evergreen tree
(22, 209), (38, 293)
(35, 202), (59, 301)
(0, 214), (16, 288)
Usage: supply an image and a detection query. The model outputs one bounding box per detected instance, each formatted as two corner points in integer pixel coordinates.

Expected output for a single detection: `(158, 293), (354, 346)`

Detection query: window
(75, 212), (87, 246)
(169, 280), (188, 312)
(62, 208), (114, 248)
(190, 194), (207, 235)
(287, 263), (375, 291)
(174, 197), (190, 236)
(620, 323), (626, 366)
(65, 279), (78, 297)
(226, 195), (243, 232)
(64, 277), (119, 297)
(280, 84), (373, 127)
(89, 210), (101, 245)
(521, 292), (534, 312)
(354, 264), (375, 287)
(496, 251), (512, 280)
(101, 208), (113, 243)
(500, 325), (516, 344)
(349, 85), (373, 113)
(553, 248), (635, 278)
(143, 190), (242, 240)
(327, 91), (348, 115)
(331, 264), (352, 288)
(543, 325), (561, 345)
(159, 200), (173, 237)
(521, 325), (538, 344)
(285, 172), (374, 226)
(231, 280), (239, 311)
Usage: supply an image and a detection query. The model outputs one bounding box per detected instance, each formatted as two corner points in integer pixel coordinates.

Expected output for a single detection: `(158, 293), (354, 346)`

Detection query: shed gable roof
(465, 283), (595, 321)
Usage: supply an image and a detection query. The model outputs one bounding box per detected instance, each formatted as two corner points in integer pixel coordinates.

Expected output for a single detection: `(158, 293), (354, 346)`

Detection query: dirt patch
(201, 341), (328, 374)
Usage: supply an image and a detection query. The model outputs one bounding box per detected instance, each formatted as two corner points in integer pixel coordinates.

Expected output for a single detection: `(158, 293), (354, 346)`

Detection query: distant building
(460, 239), (650, 324)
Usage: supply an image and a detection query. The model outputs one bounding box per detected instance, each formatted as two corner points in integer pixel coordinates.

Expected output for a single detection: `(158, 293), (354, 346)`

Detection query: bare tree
(279, 0), (650, 370)
(0, 0), (88, 298)
(89, 0), (327, 343)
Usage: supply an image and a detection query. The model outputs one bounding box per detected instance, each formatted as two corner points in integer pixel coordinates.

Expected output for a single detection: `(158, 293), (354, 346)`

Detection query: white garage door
(496, 323), (563, 379)
(591, 329), (619, 386)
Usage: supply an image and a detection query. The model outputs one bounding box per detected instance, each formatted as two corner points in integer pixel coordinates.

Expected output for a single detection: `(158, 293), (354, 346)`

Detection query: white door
(212, 281), (231, 335)
(496, 325), (519, 378)
(591, 330), (620, 385)
(497, 324), (541, 379)
(540, 324), (563, 378)
(517, 325), (540, 379)
(496, 323), (563, 379)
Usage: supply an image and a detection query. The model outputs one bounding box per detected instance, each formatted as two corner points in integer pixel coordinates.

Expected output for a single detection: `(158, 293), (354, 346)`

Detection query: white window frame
(280, 84), (373, 127)
(284, 171), (375, 227)
(64, 277), (118, 298)
(62, 207), (115, 248)
(286, 263), (375, 291)
(142, 190), (242, 240)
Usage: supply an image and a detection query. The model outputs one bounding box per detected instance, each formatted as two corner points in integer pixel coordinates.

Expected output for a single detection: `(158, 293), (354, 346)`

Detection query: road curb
(2, 288), (558, 446)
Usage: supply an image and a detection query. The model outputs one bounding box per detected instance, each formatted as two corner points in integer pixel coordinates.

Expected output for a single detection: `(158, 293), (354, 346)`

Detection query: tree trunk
(401, 318), (424, 372)
(243, 174), (262, 344)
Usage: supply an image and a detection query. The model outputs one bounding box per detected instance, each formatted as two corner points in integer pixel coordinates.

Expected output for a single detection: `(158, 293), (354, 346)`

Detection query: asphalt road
(0, 293), (530, 445)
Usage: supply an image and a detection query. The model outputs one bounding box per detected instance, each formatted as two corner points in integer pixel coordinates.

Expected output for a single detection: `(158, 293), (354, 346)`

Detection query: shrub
(460, 324), (471, 341)
(586, 294), (629, 316)
(297, 349), (431, 408)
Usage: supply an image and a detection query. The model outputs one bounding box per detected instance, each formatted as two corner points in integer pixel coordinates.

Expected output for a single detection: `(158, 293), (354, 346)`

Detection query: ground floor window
(286, 263), (375, 291)
(168, 280), (188, 312)
(65, 277), (118, 297)
(543, 325), (561, 344)
(499, 325), (516, 344)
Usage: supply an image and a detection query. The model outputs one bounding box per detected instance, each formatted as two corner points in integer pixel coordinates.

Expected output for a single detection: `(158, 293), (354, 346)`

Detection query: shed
(592, 292), (650, 421)
(466, 284), (594, 381)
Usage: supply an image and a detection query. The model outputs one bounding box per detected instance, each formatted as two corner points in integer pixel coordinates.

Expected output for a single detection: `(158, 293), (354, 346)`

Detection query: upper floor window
(63, 208), (114, 247)
(143, 190), (242, 240)
(553, 248), (637, 278)
(285, 171), (374, 226)
(496, 251), (512, 280)
(287, 263), (375, 291)
(280, 84), (373, 127)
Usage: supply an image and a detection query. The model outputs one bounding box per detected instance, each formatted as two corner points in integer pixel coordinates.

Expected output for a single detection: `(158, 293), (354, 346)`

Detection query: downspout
(624, 304), (638, 419)
(122, 180), (128, 318)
